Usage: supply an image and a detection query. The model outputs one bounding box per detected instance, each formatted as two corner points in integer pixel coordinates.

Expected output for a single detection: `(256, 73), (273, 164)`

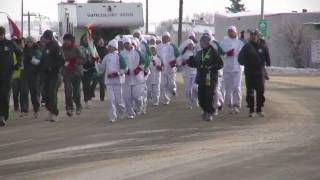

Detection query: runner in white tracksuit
(157, 32), (180, 105)
(177, 39), (198, 109)
(120, 37), (145, 119)
(99, 39), (127, 123)
(220, 26), (244, 113)
(147, 45), (163, 106)
(133, 31), (151, 114)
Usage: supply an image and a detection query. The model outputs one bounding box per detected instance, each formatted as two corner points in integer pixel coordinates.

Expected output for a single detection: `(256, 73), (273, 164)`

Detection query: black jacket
(0, 39), (22, 81)
(188, 45), (223, 85)
(238, 40), (271, 76)
(23, 46), (41, 74)
(39, 40), (64, 73)
(97, 46), (107, 62)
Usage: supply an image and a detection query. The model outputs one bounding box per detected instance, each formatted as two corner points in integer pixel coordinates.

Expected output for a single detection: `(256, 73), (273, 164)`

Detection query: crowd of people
(0, 25), (270, 127)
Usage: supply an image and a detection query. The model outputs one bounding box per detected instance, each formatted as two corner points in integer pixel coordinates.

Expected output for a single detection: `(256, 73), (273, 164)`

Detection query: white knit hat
(180, 39), (194, 51)
(133, 30), (141, 35)
(149, 35), (156, 41)
(188, 31), (196, 38)
(162, 32), (171, 37)
(122, 37), (132, 44)
(131, 37), (140, 47)
(227, 25), (237, 33)
(108, 39), (118, 49)
(203, 29), (213, 37)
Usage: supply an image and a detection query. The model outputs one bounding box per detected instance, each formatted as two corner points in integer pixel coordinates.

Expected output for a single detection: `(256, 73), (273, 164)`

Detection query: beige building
(215, 11), (320, 68)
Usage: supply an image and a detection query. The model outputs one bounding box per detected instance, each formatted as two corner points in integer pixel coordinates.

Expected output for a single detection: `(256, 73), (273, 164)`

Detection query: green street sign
(258, 19), (268, 39)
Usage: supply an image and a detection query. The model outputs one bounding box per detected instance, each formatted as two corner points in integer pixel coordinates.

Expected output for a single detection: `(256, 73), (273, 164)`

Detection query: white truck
(57, 0), (144, 43)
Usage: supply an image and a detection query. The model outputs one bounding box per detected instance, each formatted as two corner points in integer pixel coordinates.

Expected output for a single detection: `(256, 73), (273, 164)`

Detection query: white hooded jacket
(120, 48), (145, 85)
(100, 51), (126, 85)
(156, 42), (180, 72)
(220, 36), (244, 72)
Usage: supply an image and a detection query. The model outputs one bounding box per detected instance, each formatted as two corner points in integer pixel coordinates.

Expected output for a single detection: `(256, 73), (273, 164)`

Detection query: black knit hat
(0, 26), (5, 35)
(63, 33), (75, 42)
(43, 30), (53, 40)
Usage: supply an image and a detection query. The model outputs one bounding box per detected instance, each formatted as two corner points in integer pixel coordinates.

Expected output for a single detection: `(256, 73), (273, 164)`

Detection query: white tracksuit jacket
(220, 36), (244, 110)
(147, 55), (163, 104)
(120, 49), (145, 117)
(157, 42), (180, 104)
(177, 50), (198, 108)
(99, 51), (126, 121)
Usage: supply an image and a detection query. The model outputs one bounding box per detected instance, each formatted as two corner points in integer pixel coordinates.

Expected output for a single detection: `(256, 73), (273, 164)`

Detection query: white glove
(31, 56), (40, 65)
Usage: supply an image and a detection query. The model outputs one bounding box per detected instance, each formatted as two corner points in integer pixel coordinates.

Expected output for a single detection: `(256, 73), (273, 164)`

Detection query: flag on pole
(7, 16), (21, 39)
(86, 25), (101, 73)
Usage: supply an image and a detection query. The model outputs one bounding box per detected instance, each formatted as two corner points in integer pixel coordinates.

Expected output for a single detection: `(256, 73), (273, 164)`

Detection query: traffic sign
(258, 19), (268, 39)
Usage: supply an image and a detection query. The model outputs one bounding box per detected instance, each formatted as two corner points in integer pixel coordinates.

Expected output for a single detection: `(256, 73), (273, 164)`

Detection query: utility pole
(178, 0), (183, 45)
(23, 12), (37, 36)
(21, 0), (23, 37)
(261, 0), (264, 20)
(145, 0), (149, 34)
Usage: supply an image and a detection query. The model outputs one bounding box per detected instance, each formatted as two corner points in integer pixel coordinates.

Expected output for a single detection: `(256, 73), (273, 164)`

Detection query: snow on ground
(267, 66), (320, 75)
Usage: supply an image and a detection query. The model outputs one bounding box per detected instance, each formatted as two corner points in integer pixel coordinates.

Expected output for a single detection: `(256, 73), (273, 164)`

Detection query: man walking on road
(0, 27), (22, 126)
(238, 29), (271, 117)
(61, 33), (84, 117)
(188, 33), (223, 121)
(39, 30), (65, 122)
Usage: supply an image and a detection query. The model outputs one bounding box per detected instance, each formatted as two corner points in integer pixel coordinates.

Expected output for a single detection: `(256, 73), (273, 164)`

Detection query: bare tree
(156, 19), (176, 35)
(192, 13), (215, 24)
(280, 23), (312, 68)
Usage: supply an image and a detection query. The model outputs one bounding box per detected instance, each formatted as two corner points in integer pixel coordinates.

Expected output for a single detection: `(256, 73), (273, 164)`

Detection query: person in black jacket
(238, 29), (271, 117)
(39, 30), (64, 122)
(21, 36), (42, 119)
(188, 33), (223, 121)
(79, 34), (95, 109)
(91, 36), (106, 101)
(0, 26), (22, 126)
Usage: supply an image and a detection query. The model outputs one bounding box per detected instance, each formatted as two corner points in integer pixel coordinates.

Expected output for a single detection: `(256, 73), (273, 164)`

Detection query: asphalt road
(0, 74), (320, 180)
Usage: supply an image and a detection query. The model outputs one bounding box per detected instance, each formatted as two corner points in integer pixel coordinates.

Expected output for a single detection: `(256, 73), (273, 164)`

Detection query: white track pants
(183, 75), (197, 108)
(147, 82), (161, 104)
(124, 83), (144, 117)
(223, 71), (242, 109)
(161, 71), (176, 104)
(106, 84), (126, 121)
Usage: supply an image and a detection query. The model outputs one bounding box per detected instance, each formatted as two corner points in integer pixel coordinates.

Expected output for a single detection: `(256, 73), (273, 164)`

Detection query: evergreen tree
(226, 0), (246, 13)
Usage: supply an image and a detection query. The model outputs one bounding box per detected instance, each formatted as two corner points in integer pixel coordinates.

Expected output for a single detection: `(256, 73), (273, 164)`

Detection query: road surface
(0, 74), (320, 180)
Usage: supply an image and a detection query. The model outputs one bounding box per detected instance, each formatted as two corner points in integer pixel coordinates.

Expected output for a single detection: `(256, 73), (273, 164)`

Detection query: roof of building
(172, 23), (215, 34)
(215, 11), (320, 18)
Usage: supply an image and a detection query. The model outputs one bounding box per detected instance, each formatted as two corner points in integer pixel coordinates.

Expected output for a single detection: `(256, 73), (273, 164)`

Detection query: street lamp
(178, 0), (183, 45)
(261, 0), (264, 20)
(23, 12), (37, 36)
(21, 0), (23, 37)
(146, 0), (148, 34)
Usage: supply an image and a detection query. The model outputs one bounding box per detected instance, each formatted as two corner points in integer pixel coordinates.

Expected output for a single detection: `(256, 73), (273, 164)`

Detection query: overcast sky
(1, 0), (320, 23)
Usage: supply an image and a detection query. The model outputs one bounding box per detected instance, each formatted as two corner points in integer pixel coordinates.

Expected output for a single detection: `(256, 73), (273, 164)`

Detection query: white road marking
(0, 138), (147, 166)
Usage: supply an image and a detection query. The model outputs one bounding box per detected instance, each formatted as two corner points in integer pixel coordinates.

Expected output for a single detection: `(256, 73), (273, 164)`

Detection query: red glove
(107, 72), (119, 78)
(126, 69), (130, 76)
(66, 58), (76, 73)
(226, 49), (235, 57)
(181, 60), (187, 66)
(152, 60), (156, 66)
(156, 65), (162, 71)
(134, 66), (143, 75)
(91, 57), (99, 63)
(169, 60), (177, 68)
(144, 71), (148, 77)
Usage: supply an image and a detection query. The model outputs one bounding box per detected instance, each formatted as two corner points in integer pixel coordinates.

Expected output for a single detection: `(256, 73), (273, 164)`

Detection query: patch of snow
(267, 66), (320, 75)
